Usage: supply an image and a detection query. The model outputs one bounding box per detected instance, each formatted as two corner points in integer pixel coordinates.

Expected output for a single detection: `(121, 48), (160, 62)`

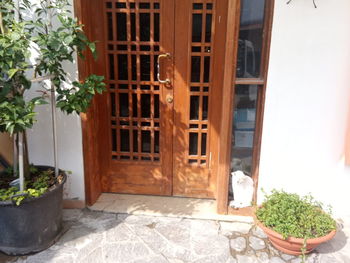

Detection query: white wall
(27, 0), (85, 201)
(259, 0), (350, 217)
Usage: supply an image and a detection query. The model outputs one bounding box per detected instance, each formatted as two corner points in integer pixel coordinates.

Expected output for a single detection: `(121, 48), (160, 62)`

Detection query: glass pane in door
(105, 1), (161, 162)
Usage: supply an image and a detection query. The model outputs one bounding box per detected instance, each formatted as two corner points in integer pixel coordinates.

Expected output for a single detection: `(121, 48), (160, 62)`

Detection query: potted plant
(255, 190), (336, 260)
(0, 0), (105, 255)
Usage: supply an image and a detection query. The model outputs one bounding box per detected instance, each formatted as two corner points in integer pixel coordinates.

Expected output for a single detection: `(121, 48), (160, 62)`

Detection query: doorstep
(88, 193), (253, 223)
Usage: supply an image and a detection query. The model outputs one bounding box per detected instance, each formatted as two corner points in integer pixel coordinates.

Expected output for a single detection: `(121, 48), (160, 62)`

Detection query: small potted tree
(0, 0), (105, 255)
(255, 190), (337, 261)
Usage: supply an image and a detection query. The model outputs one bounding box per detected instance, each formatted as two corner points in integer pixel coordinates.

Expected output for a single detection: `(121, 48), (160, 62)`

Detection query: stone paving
(0, 209), (349, 263)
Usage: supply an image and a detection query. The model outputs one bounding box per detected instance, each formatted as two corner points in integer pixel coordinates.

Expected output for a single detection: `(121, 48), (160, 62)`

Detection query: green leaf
(7, 68), (19, 79)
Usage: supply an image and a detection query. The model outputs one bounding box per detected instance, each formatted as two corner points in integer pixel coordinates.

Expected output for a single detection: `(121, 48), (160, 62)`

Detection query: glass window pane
(110, 93), (116, 117)
(140, 13), (150, 41)
(111, 129), (117, 152)
(141, 131), (151, 153)
(132, 94), (138, 117)
(155, 131), (160, 153)
(117, 54), (128, 80)
(116, 13), (127, 41)
(205, 14), (212, 43)
(107, 12), (113, 41)
(140, 55), (151, 81)
(189, 133), (198, 155)
(141, 94), (151, 118)
(192, 14), (202, 43)
(231, 85), (259, 175)
(236, 0), (266, 78)
(119, 93), (129, 117)
(154, 13), (160, 42)
(133, 130), (138, 153)
(191, 56), (201, 83)
(109, 54), (115, 80)
(120, 130), (130, 152)
(190, 96), (200, 120)
(131, 13), (136, 41)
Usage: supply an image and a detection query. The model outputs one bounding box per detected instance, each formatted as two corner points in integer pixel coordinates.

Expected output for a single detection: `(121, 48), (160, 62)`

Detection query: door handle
(157, 53), (171, 85)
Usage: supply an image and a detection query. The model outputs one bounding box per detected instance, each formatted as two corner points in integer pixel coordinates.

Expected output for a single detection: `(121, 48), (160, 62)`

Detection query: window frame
(216, 0), (275, 214)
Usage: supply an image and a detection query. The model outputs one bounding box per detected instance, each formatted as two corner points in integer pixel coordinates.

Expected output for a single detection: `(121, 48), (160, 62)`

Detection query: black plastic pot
(0, 166), (67, 255)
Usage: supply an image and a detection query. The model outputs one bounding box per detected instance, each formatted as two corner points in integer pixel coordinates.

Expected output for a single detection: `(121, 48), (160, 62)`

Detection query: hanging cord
(287, 0), (317, 8)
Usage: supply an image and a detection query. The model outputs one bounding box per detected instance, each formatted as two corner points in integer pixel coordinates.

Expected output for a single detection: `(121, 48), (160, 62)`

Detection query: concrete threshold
(88, 193), (253, 223)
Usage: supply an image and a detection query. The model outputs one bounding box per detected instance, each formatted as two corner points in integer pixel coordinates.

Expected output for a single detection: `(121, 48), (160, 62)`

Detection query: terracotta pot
(256, 220), (336, 255)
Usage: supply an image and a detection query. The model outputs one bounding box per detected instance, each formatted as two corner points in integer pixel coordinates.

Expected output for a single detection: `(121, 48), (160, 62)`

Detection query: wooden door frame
(74, 0), (230, 206)
(216, 0), (275, 214)
(74, 0), (104, 205)
(74, 0), (274, 213)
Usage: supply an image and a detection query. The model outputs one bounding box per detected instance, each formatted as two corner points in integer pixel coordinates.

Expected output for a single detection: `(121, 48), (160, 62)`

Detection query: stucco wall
(26, 0), (84, 201)
(259, 0), (350, 217)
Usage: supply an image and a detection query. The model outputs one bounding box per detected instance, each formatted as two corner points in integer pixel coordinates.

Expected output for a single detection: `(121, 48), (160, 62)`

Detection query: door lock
(166, 95), (173, 103)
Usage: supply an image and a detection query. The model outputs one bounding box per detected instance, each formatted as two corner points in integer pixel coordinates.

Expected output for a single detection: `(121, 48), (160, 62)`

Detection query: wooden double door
(90, 0), (228, 198)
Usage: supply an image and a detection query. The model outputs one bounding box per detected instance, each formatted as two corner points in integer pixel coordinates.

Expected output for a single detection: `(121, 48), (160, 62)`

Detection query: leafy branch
(0, 0), (106, 192)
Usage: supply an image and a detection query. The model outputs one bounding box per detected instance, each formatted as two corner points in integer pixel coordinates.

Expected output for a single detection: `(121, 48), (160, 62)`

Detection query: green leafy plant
(256, 190), (336, 239)
(0, 0), (106, 202)
(0, 187), (48, 206)
(0, 167), (53, 205)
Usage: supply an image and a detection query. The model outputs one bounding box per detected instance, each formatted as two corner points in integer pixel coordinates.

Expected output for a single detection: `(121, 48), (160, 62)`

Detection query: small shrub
(256, 190), (336, 239)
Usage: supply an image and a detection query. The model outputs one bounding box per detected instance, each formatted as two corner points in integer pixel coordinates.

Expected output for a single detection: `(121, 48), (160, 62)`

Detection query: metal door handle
(157, 53), (171, 85)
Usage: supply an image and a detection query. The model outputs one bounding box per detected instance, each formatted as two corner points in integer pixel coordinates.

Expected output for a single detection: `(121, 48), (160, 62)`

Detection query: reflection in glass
(236, 0), (266, 78)
(231, 85), (258, 175)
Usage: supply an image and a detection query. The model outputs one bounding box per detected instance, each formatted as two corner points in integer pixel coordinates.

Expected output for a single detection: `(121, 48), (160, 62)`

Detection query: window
(230, 1), (273, 181)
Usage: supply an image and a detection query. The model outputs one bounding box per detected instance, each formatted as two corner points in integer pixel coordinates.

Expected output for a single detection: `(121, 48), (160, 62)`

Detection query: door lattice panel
(105, 1), (161, 162)
(188, 1), (214, 166)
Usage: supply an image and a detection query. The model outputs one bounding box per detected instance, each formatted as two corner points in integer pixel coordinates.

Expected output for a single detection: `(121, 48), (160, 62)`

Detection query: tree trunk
(23, 130), (30, 179)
